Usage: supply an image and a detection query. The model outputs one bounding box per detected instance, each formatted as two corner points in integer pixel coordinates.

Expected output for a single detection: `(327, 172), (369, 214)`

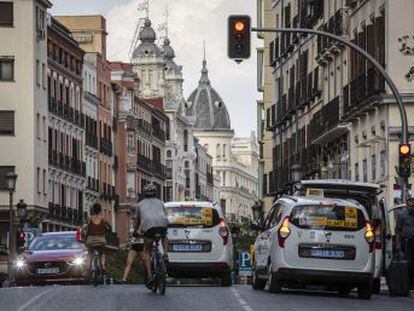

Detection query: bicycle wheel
(151, 254), (158, 293)
(157, 257), (166, 295)
(91, 255), (99, 287)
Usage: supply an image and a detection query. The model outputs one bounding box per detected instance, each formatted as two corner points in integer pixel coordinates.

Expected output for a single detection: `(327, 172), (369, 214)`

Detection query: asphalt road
(0, 284), (413, 311)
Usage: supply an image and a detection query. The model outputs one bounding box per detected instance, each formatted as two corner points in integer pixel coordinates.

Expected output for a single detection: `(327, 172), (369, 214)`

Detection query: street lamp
(251, 201), (263, 222)
(16, 200), (27, 220)
(5, 171), (17, 285)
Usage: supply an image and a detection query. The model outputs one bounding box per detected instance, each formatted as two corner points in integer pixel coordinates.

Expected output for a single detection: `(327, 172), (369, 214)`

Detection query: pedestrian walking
(395, 197), (414, 285)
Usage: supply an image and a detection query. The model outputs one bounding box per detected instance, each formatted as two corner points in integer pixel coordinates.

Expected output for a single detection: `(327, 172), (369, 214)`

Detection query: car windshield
(29, 235), (85, 251)
(290, 204), (366, 232)
(165, 205), (221, 228)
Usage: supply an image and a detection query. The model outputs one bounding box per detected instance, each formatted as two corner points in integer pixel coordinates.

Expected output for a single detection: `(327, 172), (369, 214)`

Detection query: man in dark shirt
(395, 197), (414, 282)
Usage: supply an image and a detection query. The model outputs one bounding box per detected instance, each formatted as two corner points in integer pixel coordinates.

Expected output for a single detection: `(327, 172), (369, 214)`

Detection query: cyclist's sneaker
(145, 276), (154, 289)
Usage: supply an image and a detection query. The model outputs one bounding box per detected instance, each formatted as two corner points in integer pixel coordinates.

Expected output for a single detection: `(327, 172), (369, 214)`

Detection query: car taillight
(365, 221), (375, 252)
(278, 217), (291, 248)
(76, 227), (81, 242)
(218, 219), (230, 245)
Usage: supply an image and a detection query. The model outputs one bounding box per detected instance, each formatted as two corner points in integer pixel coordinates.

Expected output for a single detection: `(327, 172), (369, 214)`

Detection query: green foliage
(231, 220), (257, 253)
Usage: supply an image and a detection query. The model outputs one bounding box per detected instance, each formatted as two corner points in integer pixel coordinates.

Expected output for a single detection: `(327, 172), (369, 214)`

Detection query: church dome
(132, 19), (162, 59)
(186, 59), (232, 131)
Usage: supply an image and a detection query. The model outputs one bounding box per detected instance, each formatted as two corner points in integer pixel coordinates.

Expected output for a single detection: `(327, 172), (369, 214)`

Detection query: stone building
(186, 58), (259, 221)
(257, 0), (414, 212)
(0, 0), (52, 259)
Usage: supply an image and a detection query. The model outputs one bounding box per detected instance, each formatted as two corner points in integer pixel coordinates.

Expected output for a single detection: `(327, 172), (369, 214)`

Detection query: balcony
(86, 133), (98, 149)
(152, 126), (166, 142)
(343, 67), (385, 118)
(137, 118), (152, 135)
(48, 97), (57, 114)
(100, 138), (113, 156)
(152, 160), (167, 178)
(137, 155), (153, 173)
(87, 177), (99, 192)
(307, 96), (340, 144)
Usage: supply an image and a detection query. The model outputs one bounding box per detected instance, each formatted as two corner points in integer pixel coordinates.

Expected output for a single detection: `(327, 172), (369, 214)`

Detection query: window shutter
(0, 111), (14, 135)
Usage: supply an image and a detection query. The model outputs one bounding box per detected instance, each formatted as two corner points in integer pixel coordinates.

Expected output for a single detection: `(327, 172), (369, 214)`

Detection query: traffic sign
(239, 251), (252, 276)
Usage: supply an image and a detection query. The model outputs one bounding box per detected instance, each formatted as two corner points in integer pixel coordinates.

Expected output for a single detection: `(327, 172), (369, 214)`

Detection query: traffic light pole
(252, 27), (410, 203)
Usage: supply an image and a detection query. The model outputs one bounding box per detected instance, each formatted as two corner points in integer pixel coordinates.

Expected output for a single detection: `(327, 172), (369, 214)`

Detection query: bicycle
(149, 233), (167, 295)
(89, 248), (104, 287)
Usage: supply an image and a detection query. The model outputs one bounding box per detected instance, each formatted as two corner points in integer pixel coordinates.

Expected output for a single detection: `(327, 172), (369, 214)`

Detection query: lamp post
(16, 199), (27, 231)
(290, 164), (302, 194)
(5, 172), (17, 284)
(251, 201), (263, 222)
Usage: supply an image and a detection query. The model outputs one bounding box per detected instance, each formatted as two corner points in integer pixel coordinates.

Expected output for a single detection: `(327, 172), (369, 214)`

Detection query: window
(371, 154), (376, 181)
(36, 60), (40, 86)
(216, 144), (221, 158)
(380, 150), (386, 178)
(363, 159), (367, 182)
(36, 113), (40, 139)
(354, 163), (359, 181)
(37, 167), (40, 193)
(127, 132), (134, 154)
(0, 166), (14, 190)
(0, 111), (14, 135)
(222, 171), (226, 186)
(42, 116), (46, 141)
(42, 63), (46, 88)
(0, 2), (13, 27)
(43, 169), (46, 194)
(0, 57), (14, 81)
(223, 144), (226, 158)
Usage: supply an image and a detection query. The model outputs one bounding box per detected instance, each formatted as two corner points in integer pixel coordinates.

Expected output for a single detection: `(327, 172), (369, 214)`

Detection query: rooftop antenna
(203, 40), (206, 62)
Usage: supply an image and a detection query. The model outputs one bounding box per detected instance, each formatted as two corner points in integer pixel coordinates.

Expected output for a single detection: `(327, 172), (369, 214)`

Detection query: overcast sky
(51, 0), (259, 138)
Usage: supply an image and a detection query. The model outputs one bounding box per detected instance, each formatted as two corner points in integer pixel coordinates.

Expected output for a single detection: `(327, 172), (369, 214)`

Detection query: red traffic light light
(399, 144), (411, 156)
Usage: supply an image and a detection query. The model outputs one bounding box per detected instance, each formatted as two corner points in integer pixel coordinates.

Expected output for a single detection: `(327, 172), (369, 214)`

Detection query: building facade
(258, 0), (414, 212)
(56, 15), (118, 229)
(0, 0), (52, 264)
(186, 58), (259, 221)
(46, 15), (86, 231)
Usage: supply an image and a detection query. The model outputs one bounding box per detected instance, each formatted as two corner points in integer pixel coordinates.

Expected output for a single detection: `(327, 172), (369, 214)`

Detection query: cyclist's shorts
(144, 227), (167, 239)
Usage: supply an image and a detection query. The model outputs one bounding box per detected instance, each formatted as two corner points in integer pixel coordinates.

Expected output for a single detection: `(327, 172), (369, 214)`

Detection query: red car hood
(24, 249), (87, 262)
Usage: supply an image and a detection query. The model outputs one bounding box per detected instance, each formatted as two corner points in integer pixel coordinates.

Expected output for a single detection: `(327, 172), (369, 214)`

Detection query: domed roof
(132, 19), (163, 59)
(140, 19), (156, 42)
(163, 38), (175, 59)
(186, 59), (232, 132)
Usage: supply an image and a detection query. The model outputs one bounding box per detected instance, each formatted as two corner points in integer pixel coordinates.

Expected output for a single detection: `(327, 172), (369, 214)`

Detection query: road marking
(243, 306), (253, 311)
(17, 288), (54, 311)
(238, 298), (247, 305)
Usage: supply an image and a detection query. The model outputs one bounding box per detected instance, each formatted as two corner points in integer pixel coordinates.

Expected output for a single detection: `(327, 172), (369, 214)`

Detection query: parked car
(15, 231), (88, 285)
(299, 179), (393, 294)
(252, 196), (376, 299)
(165, 202), (233, 286)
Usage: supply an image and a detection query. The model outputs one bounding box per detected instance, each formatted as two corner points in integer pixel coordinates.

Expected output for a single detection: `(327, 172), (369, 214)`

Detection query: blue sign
(23, 228), (41, 248)
(239, 251), (251, 276)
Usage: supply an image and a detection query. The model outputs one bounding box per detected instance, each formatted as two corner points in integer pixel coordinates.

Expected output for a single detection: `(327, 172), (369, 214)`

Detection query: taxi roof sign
(306, 188), (324, 197)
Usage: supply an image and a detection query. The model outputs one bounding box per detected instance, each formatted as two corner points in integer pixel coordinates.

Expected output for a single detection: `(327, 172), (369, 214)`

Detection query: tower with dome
(186, 56), (259, 220)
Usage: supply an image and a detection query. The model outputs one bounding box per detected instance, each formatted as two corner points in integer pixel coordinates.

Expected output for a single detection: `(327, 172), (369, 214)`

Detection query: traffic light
(399, 143), (412, 178)
(228, 15), (251, 61)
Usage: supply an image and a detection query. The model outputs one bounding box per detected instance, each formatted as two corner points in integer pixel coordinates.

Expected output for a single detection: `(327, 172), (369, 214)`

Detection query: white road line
(17, 288), (54, 311)
(243, 306), (254, 311)
(238, 298), (247, 305)
(234, 292), (241, 298)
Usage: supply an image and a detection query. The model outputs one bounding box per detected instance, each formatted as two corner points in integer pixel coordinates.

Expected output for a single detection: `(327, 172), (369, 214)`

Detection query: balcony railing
(343, 67), (385, 117)
(86, 133), (98, 149)
(307, 96), (340, 143)
(137, 118), (152, 134)
(99, 138), (113, 156)
(48, 203), (83, 225)
(152, 126), (166, 141)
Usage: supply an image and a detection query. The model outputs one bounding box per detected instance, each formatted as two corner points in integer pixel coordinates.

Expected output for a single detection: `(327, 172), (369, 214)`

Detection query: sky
(51, 0), (260, 138)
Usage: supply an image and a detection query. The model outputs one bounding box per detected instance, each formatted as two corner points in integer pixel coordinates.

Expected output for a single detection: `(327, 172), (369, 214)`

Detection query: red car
(15, 231), (88, 285)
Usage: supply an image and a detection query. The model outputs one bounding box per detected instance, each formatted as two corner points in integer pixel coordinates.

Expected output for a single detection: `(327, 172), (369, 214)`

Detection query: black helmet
(143, 183), (156, 198)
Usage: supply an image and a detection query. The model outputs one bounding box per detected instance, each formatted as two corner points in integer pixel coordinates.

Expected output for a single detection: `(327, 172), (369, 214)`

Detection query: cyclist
(84, 203), (111, 274)
(134, 184), (169, 288)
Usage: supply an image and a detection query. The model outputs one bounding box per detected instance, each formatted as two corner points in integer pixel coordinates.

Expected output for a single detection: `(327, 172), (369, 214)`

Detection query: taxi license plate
(37, 267), (60, 275)
(310, 249), (345, 259)
(173, 244), (202, 251)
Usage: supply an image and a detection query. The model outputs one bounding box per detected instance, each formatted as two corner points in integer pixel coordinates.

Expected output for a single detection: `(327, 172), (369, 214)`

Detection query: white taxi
(165, 202), (233, 286)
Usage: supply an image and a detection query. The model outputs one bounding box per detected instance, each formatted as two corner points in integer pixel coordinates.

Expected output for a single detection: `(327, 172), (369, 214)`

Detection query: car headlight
(16, 258), (26, 269)
(72, 256), (85, 266)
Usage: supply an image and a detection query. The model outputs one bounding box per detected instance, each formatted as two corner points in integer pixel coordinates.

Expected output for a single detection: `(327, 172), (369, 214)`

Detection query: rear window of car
(290, 204), (366, 232)
(29, 235), (85, 251)
(165, 205), (221, 228)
